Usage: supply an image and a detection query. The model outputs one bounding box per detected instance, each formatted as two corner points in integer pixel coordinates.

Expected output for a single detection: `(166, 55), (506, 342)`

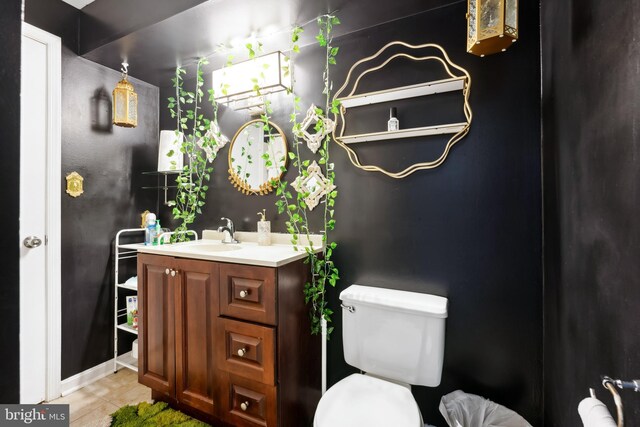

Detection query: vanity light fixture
(211, 51), (291, 114)
(466, 0), (518, 56)
(112, 61), (138, 127)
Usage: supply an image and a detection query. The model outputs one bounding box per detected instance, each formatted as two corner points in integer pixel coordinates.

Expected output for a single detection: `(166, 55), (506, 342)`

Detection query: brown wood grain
(219, 263), (277, 325)
(139, 255), (321, 427)
(276, 259), (322, 427)
(218, 371), (278, 427)
(174, 258), (220, 415)
(216, 317), (275, 385)
(137, 254), (176, 398)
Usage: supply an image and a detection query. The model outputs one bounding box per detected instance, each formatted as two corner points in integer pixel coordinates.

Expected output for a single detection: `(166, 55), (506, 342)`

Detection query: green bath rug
(110, 401), (209, 426)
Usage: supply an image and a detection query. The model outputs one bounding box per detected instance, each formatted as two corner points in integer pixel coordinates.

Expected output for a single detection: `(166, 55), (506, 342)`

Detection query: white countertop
(124, 230), (323, 268)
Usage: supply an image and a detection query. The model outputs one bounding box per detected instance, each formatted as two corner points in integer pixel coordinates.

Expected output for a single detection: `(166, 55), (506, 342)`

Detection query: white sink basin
(176, 243), (242, 253)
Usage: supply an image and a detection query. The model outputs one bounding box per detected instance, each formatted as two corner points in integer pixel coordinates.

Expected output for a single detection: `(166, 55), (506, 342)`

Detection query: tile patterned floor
(48, 368), (152, 426)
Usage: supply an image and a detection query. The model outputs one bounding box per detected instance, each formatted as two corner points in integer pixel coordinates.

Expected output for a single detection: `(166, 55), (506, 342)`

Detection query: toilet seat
(314, 373), (423, 427)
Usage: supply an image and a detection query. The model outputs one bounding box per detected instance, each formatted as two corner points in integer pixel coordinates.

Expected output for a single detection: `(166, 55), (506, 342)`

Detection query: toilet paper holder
(588, 376), (639, 427)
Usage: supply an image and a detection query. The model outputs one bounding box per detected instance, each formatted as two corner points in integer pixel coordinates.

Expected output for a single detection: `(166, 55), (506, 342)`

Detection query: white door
(20, 24), (62, 404)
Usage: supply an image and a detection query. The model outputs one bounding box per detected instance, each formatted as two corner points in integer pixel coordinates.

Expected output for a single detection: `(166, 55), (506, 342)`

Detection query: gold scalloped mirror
(228, 119), (288, 195)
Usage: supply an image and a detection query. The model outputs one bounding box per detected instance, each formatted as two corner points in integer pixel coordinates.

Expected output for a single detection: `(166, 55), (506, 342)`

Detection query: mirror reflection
(228, 120), (288, 195)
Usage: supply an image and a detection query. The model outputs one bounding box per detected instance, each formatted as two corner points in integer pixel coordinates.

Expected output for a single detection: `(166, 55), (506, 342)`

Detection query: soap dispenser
(257, 209), (271, 246)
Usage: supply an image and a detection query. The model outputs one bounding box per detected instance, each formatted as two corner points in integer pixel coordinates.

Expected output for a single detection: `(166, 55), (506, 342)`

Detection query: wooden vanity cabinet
(137, 253), (321, 427)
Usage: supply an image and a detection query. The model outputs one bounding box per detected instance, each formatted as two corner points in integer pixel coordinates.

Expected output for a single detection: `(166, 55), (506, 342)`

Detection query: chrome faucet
(217, 217), (239, 244)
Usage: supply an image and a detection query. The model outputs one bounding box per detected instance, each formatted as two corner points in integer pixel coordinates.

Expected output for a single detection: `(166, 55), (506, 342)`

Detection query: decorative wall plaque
(65, 171), (84, 197)
(292, 161), (335, 211)
(295, 104), (335, 154)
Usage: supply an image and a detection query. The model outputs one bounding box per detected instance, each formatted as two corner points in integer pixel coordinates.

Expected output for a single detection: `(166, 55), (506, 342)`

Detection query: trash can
(439, 390), (532, 427)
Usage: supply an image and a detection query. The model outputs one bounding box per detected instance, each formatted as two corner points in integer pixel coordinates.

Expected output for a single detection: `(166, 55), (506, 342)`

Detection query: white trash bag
(439, 390), (532, 427)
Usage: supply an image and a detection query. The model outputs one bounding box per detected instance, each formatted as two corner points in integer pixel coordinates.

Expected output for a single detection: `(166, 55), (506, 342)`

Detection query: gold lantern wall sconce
(467, 0), (518, 57)
(112, 61), (138, 128)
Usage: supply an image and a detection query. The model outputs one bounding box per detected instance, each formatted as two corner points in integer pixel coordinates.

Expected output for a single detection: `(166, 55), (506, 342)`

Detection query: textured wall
(60, 48), (159, 379)
(159, 2), (543, 424)
(542, 0), (640, 425)
(0, 0), (22, 404)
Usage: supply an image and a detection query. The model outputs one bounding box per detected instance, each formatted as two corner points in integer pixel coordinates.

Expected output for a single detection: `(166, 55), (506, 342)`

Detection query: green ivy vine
(264, 16), (342, 337)
(167, 58), (227, 238)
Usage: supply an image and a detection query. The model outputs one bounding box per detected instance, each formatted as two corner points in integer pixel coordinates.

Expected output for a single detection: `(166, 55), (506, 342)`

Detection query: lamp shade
(158, 131), (184, 172)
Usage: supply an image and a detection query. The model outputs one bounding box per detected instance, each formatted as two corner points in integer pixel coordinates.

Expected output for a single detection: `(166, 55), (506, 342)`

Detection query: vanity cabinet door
(174, 259), (220, 415)
(138, 254), (175, 397)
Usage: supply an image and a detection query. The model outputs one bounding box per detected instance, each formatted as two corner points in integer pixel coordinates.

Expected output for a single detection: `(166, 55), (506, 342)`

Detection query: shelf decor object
(295, 104), (336, 153)
(292, 161), (336, 211)
(466, 0), (518, 56)
(332, 41), (473, 178)
(211, 51), (291, 114)
(112, 61), (138, 128)
(157, 131), (184, 171)
(196, 122), (229, 162)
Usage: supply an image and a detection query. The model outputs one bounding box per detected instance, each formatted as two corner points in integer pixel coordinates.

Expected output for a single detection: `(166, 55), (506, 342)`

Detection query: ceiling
(61, 0), (96, 9)
(79, 0), (463, 86)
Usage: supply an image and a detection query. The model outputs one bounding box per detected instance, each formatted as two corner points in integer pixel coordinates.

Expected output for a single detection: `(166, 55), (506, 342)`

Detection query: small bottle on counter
(387, 107), (399, 132)
(257, 209), (271, 246)
(153, 220), (162, 246)
(144, 213), (157, 245)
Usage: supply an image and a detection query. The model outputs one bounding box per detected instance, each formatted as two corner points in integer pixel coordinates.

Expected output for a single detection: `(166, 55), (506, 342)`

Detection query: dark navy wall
(542, 0), (640, 425)
(0, 0), (22, 404)
(159, 2), (542, 424)
(59, 48), (159, 379)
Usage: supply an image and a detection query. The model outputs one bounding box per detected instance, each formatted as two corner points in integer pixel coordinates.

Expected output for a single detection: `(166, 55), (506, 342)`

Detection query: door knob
(170, 270), (176, 277)
(165, 268), (170, 275)
(240, 401), (249, 411)
(237, 348), (247, 357)
(23, 236), (42, 248)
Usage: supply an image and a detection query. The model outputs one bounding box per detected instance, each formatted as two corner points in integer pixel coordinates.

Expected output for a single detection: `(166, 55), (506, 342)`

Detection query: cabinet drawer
(216, 317), (275, 385)
(219, 264), (277, 325)
(219, 372), (277, 427)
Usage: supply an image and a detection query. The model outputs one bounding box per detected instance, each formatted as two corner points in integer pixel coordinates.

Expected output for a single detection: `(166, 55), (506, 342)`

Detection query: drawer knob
(240, 401), (250, 411)
(239, 290), (249, 298)
(237, 348), (247, 357)
(170, 270), (176, 277)
(165, 268), (170, 275)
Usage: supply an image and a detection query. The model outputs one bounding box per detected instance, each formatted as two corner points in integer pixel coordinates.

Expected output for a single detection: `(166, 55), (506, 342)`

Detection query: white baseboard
(59, 358), (116, 397)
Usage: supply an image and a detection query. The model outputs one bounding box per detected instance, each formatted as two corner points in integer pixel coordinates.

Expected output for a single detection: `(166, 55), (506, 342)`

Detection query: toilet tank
(339, 285), (448, 387)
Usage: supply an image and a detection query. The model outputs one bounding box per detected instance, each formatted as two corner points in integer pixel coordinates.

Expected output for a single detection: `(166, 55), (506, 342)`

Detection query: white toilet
(314, 284), (448, 427)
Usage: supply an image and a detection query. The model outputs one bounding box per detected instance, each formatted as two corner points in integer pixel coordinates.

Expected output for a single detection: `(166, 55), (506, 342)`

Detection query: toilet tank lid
(340, 285), (448, 318)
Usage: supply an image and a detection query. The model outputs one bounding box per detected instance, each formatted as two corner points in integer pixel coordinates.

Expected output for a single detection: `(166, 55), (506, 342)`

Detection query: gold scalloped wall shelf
(332, 41), (473, 179)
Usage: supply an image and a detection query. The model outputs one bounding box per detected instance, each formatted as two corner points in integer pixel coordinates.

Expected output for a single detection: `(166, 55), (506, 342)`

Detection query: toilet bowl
(313, 284), (448, 427)
(314, 374), (423, 427)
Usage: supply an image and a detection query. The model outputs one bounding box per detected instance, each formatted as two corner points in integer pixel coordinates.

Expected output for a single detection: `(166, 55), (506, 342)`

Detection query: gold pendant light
(467, 0), (518, 57)
(112, 61), (138, 128)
